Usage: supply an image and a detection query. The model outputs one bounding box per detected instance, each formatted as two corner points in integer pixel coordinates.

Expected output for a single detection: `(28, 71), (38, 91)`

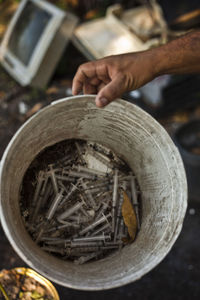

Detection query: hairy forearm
(72, 30), (200, 107)
(152, 30), (200, 76)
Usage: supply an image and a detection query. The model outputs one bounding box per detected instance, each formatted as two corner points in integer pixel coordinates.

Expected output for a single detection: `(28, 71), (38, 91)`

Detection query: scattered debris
(0, 268), (55, 300)
(18, 102), (28, 115)
(25, 103), (43, 119)
(189, 208), (195, 215)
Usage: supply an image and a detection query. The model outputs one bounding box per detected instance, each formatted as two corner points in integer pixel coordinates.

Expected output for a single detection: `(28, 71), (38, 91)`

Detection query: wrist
(147, 46), (167, 78)
(148, 31), (200, 76)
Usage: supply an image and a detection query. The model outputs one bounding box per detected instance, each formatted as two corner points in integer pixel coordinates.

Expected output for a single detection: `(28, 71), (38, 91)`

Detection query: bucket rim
(0, 95), (188, 290)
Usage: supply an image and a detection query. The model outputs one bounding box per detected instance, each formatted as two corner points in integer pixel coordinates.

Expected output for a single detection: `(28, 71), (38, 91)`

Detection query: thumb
(95, 75), (126, 108)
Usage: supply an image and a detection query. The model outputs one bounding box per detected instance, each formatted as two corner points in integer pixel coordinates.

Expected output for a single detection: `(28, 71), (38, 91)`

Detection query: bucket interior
(0, 95), (187, 290)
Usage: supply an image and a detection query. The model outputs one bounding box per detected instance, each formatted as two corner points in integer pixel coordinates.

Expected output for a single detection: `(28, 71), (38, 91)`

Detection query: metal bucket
(0, 95), (187, 290)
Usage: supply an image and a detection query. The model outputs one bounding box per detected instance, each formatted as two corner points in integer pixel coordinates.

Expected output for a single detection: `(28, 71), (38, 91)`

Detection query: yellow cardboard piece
(122, 191), (137, 241)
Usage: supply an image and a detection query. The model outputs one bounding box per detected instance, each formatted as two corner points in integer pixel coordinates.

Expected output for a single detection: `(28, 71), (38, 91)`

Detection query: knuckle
(78, 64), (85, 72)
(118, 73), (126, 81)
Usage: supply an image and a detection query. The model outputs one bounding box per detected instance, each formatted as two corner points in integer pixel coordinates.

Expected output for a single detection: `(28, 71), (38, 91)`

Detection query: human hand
(72, 31), (200, 107)
(72, 51), (156, 107)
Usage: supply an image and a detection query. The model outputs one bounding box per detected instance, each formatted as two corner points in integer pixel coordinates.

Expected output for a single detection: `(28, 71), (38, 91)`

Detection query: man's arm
(154, 30), (200, 75)
(72, 30), (200, 108)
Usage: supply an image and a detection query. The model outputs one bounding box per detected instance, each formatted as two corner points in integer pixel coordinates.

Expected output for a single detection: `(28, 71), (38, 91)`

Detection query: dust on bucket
(0, 95), (187, 290)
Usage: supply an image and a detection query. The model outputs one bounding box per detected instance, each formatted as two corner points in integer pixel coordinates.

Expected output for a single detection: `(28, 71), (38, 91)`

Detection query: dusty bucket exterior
(0, 95), (187, 290)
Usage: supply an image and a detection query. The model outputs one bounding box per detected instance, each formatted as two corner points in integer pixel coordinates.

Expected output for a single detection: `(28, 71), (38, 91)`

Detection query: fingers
(72, 62), (97, 95)
(72, 59), (126, 108)
(97, 82), (106, 92)
(72, 69), (86, 95)
(83, 82), (97, 94)
(95, 75), (125, 108)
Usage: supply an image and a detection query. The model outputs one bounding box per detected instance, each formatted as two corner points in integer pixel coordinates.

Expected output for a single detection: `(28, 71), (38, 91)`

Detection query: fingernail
(99, 97), (109, 107)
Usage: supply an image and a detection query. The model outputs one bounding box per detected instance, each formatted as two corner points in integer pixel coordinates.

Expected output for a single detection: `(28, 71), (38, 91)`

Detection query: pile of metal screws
(20, 140), (141, 264)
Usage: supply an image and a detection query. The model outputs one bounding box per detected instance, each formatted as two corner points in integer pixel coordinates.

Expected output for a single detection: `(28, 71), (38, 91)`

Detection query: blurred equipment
(170, 9), (200, 30)
(124, 74), (200, 119)
(120, 1), (168, 42)
(0, 0), (78, 88)
(174, 120), (200, 201)
(159, 0), (200, 29)
(72, 3), (165, 60)
(140, 75), (171, 108)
